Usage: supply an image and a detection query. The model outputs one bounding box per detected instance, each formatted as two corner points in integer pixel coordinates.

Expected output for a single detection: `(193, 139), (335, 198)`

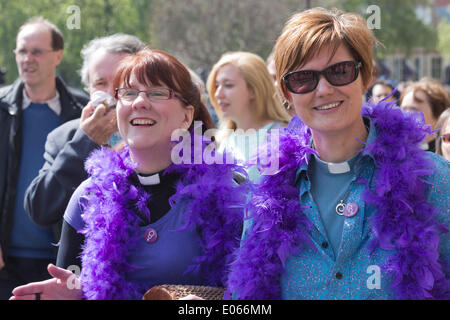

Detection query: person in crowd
(397, 80), (413, 96)
(400, 77), (450, 152)
(207, 51), (291, 180)
(10, 48), (248, 300)
(370, 79), (397, 104)
(435, 108), (450, 161)
(24, 34), (145, 241)
(227, 7), (449, 300)
(0, 17), (89, 299)
(266, 51), (296, 117)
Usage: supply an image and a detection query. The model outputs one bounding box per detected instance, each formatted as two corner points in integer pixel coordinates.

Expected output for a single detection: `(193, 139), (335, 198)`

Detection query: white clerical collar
(326, 161), (351, 174)
(137, 173), (161, 185)
(22, 89), (61, 115)
(312, 152), (364, 174)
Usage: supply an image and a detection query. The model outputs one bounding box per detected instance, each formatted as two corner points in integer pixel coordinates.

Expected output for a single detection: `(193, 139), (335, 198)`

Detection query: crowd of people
(0, 7), (448, 301)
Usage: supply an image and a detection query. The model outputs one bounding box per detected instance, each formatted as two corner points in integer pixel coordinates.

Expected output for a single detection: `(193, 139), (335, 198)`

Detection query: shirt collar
(22, 88), (61, 115)
(137, 173), (161, 185)
(294, 116), (376, 185)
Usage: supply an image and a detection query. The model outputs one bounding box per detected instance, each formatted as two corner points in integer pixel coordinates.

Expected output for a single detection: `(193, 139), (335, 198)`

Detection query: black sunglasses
(283, 61), (362, 94)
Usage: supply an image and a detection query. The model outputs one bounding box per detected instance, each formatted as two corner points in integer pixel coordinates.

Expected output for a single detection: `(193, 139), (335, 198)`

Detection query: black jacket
(24, 118), (99, 229)
(0, 77), (88, 260)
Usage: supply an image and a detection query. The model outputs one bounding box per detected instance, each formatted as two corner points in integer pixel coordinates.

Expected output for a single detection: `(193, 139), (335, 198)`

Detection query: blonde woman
(207, 51), (291, 179)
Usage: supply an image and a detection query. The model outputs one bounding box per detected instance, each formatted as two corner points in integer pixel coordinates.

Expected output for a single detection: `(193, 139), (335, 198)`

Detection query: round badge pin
(144, 228), (158, 244)
(343, 202), (358, 218)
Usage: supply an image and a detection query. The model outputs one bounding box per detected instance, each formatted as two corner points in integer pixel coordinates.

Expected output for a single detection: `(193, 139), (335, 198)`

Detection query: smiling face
(287, 44), (366, 137)
(213, 63), (254, 122)
(15, 23), (62, 89)
(116, 71), (194, 154)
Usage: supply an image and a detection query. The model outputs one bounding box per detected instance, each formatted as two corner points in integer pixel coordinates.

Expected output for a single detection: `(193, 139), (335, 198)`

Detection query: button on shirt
(307, 152), (363, 257)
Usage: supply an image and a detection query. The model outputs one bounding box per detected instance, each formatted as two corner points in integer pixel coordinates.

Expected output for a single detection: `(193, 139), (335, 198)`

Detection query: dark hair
(372, 79), (394, 91)
(113, 49), (214, 133)
(18, 17), (64, 50)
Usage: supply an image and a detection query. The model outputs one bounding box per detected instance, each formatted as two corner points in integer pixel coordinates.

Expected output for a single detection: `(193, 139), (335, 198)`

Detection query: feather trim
(227, 101), (448, 299)
(80, 138), (248, 299)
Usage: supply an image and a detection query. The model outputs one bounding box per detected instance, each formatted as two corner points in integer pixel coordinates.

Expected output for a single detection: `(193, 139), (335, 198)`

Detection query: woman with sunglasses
(227, 8), (449, 300)
(435, 108), (450, 161)
(10, 49), (248, 300)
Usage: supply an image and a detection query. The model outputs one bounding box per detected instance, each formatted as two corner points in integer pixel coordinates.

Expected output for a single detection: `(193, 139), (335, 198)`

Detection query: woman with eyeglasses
(435, 108), (450, 161)
(227, 8), (449, 300)
(10, 49), (248, 300)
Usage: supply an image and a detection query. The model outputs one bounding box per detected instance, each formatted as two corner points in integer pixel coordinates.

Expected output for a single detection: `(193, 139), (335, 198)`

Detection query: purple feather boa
(226, 116), (316, 299)
(79, 144), (248, 300)
(361, 101), (448, 299)
(227, 101), (448, 300)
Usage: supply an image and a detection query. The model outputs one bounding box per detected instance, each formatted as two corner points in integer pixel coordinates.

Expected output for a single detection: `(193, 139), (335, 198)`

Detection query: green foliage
(437, 15), (450, 59)
(339, 0), (438, 57)
(0, 0), (443, 88)
(0, 0), (151, 89)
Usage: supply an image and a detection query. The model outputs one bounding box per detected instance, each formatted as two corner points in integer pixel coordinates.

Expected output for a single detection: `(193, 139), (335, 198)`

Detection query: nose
(131, 91), (151, 110)
(215, 85), (224, 100)
(315, 75), (334, 97)
(22, 52), (34, 63)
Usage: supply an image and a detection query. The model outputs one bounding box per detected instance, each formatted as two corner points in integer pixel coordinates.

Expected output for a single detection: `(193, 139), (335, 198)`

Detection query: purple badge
(144, 228), (158, 243)
(343, 202), (358, 218)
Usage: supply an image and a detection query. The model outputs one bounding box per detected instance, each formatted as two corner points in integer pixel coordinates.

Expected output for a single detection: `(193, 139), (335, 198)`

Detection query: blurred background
(0, 0), (449, 92)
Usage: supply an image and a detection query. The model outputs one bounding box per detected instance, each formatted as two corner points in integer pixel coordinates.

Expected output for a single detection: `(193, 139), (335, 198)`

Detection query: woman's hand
(9, 264), (82, 300)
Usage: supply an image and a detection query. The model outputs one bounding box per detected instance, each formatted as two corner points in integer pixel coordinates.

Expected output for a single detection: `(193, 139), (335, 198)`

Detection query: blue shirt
(309, 152), (362, 257)
(219, 121), (284, 182)
(9, 103), (60, 258)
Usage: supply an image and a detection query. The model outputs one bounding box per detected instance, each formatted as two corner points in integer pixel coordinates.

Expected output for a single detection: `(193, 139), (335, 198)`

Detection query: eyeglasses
(440, 133), (450, 144)
(14, 48), (55, 58)
(115, 87), (188, 105)
(283, 61), (362, 94)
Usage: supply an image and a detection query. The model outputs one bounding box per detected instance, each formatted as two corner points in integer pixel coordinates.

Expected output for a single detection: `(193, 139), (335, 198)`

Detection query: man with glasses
(0, 17), (88, 299)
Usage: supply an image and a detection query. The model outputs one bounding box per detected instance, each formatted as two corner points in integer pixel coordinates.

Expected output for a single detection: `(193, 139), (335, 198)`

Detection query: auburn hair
(274, 7), (379, 100)
(113, 48), (214, 133)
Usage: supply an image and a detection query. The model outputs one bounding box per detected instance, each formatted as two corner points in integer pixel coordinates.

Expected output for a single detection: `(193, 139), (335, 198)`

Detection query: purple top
(64, 178), (208, 289)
